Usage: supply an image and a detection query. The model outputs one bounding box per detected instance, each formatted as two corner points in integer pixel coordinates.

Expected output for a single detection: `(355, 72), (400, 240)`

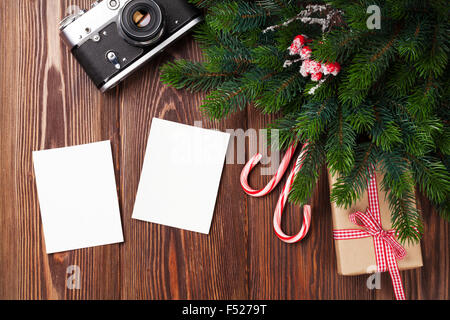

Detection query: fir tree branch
(160, 60), (236, 92)
(326, 105), (356, 175)
(295, 98), (337, 142)
(268, 112), (301, 150)
(408, 154), (450, 204)
(289, 140), (326, 205)
(330, 143), (378, 208)
(388, 190), (423, 244)
(255, 71), (306, 113)
(339, 27), (401, 107)
(200, 80), (248, 118)
(206, 1), (273, 33)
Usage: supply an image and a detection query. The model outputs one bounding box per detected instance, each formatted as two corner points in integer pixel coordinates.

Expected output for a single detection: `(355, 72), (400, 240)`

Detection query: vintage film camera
(60, 0), (202, 92)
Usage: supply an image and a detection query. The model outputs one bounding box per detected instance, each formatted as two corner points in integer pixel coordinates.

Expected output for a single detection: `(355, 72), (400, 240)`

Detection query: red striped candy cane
(240, 143), (312, 243)
(273, 144), (312, 243)
(240, 143), (297, 197)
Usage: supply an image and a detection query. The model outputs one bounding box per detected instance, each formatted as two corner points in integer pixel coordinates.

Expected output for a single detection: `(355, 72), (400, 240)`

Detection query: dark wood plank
(0, 0), (121, 299)
(407, 193), (449, 299)
(0, 0), (20, 300)
(116, 35), (248, 299)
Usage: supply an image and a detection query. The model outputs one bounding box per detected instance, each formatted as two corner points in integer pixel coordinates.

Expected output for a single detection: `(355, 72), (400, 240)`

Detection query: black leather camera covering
(155, 0), (200, 35)
(72, 23), (144, 87)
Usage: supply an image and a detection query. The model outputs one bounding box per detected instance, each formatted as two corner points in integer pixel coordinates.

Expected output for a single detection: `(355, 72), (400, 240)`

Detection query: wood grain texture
(0, 0), (448, 300)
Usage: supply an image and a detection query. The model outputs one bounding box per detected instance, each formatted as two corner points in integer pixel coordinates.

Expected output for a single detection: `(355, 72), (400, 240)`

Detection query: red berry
(294, 35), (306, 46)
(300, 46), (312, 59)
(311, 72), (323, 81)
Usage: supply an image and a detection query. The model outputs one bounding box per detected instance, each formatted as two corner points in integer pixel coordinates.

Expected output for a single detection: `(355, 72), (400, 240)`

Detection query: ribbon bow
(346, 210), (407, 260)
(333, 170), (407, 300)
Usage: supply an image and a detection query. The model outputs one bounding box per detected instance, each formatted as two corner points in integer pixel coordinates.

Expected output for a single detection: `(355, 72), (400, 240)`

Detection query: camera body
(60, 0), (202, 92)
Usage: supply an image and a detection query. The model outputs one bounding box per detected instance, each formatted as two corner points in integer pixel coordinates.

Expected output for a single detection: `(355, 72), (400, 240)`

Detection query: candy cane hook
(240, 143), (312, 243)
(240, 143), (297, 197)
(273, 145), (311, 243)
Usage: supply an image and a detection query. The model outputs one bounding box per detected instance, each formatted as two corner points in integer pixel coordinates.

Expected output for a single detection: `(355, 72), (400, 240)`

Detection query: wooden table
(0, 0), (448, 300)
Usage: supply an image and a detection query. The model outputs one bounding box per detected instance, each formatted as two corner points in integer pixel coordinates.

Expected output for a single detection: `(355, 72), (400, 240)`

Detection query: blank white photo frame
(33, 141), (124, 254)
(132, 118), (230, 234)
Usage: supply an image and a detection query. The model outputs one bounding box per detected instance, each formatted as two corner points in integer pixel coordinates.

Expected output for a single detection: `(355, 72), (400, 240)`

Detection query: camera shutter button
(107, 0), (120, 10)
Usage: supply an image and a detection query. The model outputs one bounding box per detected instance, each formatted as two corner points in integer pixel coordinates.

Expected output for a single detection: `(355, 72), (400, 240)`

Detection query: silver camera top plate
(60, 0), (126, 48)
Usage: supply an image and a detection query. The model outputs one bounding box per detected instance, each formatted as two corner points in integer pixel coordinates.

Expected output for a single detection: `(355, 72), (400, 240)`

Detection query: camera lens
(132, 9), (151, 28)
(119, 0), (164, 46)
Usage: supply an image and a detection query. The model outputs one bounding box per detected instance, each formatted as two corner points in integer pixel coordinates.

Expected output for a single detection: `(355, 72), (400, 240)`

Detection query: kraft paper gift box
(328, 169), (423, 276)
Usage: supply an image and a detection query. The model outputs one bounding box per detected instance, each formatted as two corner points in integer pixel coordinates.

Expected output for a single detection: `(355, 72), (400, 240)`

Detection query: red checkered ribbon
(333, 170), (407, 300)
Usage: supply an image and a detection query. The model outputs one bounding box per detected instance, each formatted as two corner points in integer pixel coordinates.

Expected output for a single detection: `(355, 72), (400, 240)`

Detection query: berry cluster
(289, 35), (340, 82)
